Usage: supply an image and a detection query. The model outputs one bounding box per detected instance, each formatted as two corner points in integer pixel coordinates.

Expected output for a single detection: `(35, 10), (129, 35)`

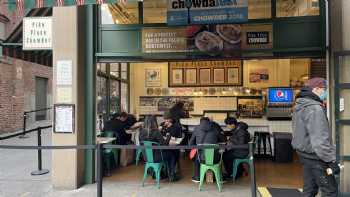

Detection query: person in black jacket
(103, 112), (130, 145)
(168, 102), (188, 123)
(160, 111), (183, 138)
(222, 117), (250, 179)
(189, 117), (226, 182)
(139, 115), (180, 182)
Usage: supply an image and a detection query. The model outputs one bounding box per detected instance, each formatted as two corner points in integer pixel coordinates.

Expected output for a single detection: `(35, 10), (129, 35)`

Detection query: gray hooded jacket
(292, 90), (336, 163)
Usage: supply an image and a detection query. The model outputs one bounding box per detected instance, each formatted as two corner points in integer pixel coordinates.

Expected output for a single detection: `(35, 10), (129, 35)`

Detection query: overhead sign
(23, 17), (52, 50)
(167, 0), (248, 26)
(241, 24), (273, 50)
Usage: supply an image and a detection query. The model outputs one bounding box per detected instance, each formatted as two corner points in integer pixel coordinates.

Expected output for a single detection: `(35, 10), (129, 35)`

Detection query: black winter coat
(226, 122), (250, 157)
(139, 128), (170, 162)
(189, 120), (226, 146)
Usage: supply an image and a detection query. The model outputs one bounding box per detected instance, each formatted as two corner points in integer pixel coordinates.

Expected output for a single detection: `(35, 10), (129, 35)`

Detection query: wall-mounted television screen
(268, 88), (294, 104)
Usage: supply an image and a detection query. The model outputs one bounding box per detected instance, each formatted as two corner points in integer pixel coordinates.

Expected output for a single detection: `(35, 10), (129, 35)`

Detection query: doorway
(334, 52), (350, 195)
(35, 77), (48, 121)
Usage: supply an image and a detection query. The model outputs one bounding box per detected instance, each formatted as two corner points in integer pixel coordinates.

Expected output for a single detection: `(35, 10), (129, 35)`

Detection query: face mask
(319, 89), (328, 101)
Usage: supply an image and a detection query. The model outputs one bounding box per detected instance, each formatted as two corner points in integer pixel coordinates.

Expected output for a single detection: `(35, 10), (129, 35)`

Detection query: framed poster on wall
(227, 67), (240, 85)
(170, 68), (184, 86)
(185, 69), (197, 85)
(145, 68), (161, 87)
(213, 68), (225, 84)
(199, 69), (211, 85)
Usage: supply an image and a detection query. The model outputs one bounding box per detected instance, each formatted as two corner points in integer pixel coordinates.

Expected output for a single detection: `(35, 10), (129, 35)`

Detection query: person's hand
(328, 161), (341, 175)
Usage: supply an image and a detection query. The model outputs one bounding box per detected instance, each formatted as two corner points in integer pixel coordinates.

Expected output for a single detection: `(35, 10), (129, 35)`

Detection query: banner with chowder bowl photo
(142, 24), (272, 56)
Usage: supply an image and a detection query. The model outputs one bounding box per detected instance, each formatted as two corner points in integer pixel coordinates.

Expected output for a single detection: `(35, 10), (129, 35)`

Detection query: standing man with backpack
(292, 78), (340, 197)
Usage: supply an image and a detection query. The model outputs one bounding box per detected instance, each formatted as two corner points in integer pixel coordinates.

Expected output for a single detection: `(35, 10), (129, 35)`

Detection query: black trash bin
(273, 132), (293, 163)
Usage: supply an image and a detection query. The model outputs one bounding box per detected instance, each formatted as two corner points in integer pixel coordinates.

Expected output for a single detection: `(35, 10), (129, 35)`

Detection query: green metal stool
(232, 156), (252, 181)
(141, 141), (168, 189)
(135, 149), (143, 165)
(198, 144), (223, 192)
(101, 131), (119, 174)
(232, 142), (255, 181)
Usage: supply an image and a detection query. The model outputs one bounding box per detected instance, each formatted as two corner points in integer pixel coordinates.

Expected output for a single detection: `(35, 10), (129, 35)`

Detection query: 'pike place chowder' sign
(167, 0), (248, 25)
(23, 17), (52, 50)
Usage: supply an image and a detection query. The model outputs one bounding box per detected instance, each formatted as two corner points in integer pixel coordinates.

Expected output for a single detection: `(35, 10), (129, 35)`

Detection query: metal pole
(19, 112), (29, 139)
(97, 143), (103, 197)
(249, 142), (257, 197)
(31, 127), (49, 176)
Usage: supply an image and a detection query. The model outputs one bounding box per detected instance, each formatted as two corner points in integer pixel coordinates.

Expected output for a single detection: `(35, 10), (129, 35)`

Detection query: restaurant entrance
(94, 0), (328, 193)
(96, 57), (326, 189)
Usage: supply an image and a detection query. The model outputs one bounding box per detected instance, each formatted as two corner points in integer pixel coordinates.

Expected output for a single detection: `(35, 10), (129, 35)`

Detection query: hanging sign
(167, 0), (248, 26)
(23, 17), (52, 50)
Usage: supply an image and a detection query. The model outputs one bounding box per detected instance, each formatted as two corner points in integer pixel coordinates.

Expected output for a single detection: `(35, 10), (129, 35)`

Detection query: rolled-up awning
(7, 0), (131, 12)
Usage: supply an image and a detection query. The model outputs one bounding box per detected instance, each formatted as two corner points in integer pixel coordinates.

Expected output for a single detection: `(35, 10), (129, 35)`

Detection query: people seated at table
(139, 115), (180, 182)
(168, 101), (188, 123)
(222, 117), (250, 180)
(160, 111), (183, 138)
(189, 117), (226, 182)
(103, 112), (132, 145)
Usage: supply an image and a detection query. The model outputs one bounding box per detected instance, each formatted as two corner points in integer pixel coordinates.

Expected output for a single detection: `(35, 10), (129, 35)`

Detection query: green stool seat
(135, 149), (143, 165)
(101, 131), (119, 173)
(198, 144), (223, 192)
(232, 142), (255, 181)
(141, 141), (168, 189)
(232, 157), (252, 181)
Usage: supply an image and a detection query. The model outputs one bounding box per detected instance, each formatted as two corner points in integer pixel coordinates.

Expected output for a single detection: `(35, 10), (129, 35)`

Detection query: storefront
(44, 0), (349, 195)
(92, 0), (326, 190)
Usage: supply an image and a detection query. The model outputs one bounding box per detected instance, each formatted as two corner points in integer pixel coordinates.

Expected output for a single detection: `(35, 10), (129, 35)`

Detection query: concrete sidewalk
(0, 124), (256, 197)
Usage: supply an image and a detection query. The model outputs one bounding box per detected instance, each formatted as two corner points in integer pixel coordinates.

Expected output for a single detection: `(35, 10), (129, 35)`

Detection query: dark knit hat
(225, 117), (238, 126)
(306, 77), (327, 88)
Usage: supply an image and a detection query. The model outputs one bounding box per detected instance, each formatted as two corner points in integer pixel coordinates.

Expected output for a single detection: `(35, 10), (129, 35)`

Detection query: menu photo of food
(249, 69), (269, 83)
(186, 24), (242, 55)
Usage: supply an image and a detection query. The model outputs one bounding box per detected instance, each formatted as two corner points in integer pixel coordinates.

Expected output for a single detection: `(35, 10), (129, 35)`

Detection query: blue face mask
(319, 89), (328, 101)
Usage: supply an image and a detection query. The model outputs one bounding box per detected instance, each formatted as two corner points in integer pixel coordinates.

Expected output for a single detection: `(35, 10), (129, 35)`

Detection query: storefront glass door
(334, 52), (350, 195)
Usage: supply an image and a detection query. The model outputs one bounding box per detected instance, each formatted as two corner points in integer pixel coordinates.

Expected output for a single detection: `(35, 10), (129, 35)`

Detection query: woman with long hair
(139, 115), (180, 181)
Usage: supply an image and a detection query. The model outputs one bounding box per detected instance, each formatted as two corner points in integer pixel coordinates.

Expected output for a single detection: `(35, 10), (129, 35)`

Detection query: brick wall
(0, 57), (52, 133)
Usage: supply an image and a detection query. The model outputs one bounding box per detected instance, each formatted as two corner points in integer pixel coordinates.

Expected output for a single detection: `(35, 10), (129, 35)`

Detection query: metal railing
(20, 107), (52, 138)
(0, 129), (257, 197)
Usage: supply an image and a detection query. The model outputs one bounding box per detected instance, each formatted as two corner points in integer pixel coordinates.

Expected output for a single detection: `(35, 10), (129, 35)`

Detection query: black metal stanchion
(249, 142), (257, 197)
(96, 143), (103, 197)
(31, 127), (49, 175)
(19, 112), (29, 139)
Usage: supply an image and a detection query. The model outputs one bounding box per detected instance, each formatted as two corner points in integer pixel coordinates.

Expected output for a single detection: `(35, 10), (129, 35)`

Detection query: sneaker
(191, 177), (200, 183)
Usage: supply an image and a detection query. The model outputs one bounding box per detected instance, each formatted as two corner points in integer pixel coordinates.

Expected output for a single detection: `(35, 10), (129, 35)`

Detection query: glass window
(121, 63), (128, 80)
(121, 82), (129, 112)
(97, 63), (107, 74)
(97, 76), (108, 116)
(110, 80), (120, 114)
(277, 0), (319, 17)
(110, 63), (120, 78)
(101, 2), (139, 24)
(248, 0), (271, 19)
(143, 0), (167, 23)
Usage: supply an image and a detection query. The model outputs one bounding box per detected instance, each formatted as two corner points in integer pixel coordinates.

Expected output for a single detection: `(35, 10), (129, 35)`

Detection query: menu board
(169, 60), (242, 87)
(54, 104), (75, 133)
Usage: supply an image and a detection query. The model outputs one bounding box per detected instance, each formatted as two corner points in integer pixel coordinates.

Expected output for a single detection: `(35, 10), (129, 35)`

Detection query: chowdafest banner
(167, 0), (248, 26)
